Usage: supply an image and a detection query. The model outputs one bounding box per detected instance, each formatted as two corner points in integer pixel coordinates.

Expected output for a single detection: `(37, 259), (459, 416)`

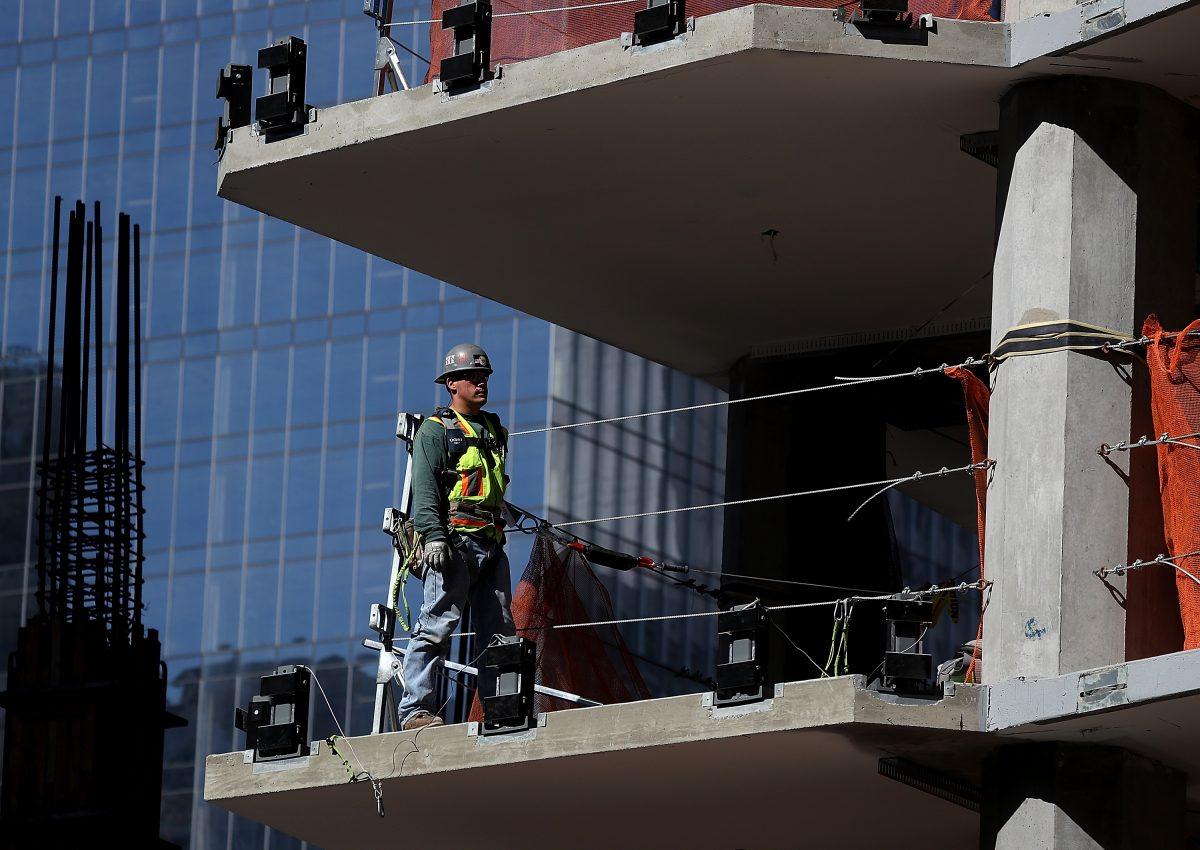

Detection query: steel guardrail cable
(1095, 550), (1200, 587)
(507, 331), (1200, 442)
(385, 580), (989, 637)
(1100, 329), (1200, 354)
(540, 581), (987, 631)
(507, 501), (980, 598)
(550, 461), (993, 529)
(1097, 431), (1200, 457)
(508, 357), (989, 438)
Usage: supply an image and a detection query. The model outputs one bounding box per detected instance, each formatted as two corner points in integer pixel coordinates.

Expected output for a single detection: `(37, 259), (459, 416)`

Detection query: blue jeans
(398, 533), (515, 724)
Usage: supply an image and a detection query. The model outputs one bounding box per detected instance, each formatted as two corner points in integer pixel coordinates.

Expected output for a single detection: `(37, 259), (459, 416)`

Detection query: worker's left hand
(421, 540), (450, 573)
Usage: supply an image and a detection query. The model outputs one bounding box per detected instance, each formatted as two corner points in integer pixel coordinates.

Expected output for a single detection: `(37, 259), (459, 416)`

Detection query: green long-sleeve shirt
(410, 410), (497, 545)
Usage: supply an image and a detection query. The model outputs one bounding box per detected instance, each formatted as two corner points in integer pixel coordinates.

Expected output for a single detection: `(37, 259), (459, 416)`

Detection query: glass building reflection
(0, 2), (725, 847)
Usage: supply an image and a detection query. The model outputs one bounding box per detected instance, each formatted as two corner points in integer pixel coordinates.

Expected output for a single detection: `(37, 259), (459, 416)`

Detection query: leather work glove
(421, 540), (450, 574)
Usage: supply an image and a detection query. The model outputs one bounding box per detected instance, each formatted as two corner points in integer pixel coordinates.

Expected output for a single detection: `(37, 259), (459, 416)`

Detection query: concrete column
(984, 77), (1197, 684)
(981, 744), (1185, 849)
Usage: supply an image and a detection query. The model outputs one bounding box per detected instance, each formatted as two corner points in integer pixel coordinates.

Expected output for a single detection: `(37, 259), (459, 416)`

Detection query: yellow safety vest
(432, 407), (508, 537)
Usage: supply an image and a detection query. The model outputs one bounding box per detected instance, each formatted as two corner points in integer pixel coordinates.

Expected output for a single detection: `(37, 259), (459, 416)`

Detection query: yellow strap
(449, 408), (501, 443)
(450, 409), (477, 438)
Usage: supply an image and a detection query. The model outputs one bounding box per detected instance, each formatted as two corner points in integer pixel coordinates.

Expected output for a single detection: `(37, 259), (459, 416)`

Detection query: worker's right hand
(421, 540), (450, 574)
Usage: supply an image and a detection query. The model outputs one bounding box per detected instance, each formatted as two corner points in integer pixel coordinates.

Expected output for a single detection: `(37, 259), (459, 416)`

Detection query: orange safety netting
(470, 533), (650, 721)
(1143, 315), (1200, 650)
(426, 0), (997, 80)
(945, 366), (989, 682)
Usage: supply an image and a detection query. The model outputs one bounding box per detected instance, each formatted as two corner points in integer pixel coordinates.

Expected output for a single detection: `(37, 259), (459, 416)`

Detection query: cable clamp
(374, 779), (385, 817)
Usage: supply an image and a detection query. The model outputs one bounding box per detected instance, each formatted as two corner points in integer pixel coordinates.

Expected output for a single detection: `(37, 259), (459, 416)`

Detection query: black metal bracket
(858, 0), (909, 25)
(479, 636), (536, 735)
(439, 0), (492, 94)
(882, 597), (936, 697)
(215, 63), (252, 152)
(234, 665), (312, 761)
(714, 602), (769, 707)
(255, 36), (312, 139)
(632, 0), (687, 46)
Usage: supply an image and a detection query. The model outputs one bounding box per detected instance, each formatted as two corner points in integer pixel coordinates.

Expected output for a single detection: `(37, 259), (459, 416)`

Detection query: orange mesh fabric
(945, 366), (989, 682)
(1143, 316), (1200, 650)
(469, 534), (651, 721)
(426, 0), (997, 81)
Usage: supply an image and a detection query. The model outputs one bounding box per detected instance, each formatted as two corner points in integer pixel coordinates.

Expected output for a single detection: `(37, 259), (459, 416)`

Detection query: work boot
(401, 711), (444, 732)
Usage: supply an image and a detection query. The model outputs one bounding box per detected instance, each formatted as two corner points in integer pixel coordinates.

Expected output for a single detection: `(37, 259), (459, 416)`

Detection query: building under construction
(0, 200), (183, 848)
(205, 0), (1200, 846)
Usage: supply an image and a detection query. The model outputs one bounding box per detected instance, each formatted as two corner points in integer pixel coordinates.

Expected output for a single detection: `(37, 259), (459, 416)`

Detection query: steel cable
(552, 461), (992, 529)
(510, 358), (988, 438)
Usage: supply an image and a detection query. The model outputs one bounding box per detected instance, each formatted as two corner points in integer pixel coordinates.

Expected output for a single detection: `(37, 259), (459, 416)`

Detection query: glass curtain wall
(0, 3), (545, 845)
(0, 2), (727, 848)
(547, 329), (727, 696)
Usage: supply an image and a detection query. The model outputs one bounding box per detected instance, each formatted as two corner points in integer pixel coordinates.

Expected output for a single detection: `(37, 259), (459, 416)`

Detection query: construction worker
(398, 343), (516, 731)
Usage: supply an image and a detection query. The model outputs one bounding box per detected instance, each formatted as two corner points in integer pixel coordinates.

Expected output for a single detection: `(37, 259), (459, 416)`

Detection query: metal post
(370, 413), (424, 734)
(370, 541), (405, 735)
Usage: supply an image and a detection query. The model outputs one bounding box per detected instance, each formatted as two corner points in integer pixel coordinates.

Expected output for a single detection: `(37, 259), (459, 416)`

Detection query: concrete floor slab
(216, 0), (1200, 382)
(206, 650), (1200, 846)
(206, 677), (986, 849)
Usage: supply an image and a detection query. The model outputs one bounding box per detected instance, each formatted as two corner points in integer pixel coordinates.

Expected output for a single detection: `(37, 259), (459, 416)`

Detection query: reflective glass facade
(0, 2), (725, 847)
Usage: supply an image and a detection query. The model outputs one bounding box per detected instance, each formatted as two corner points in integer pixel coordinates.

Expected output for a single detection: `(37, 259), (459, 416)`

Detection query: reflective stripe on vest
(433, 408), (507, 535)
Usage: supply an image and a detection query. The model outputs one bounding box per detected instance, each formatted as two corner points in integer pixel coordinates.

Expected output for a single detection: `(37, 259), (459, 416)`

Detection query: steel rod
(133, 223), (144, 627)
(81, 221), (92, 456)
(93, 203), (103, 449)
(117, 212), (130, 630)
(93, 202), (106, 623)
(73, 217), (93, 616)
(59, 203), (84, 615)
(37, 196), (62, 615)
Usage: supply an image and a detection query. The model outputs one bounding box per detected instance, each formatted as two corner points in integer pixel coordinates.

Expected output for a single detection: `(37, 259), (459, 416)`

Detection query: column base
(981, 743), (1184, 849)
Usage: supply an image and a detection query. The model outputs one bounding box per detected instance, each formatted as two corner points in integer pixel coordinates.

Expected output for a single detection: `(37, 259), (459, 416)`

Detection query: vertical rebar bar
(117, 212), (130, 630)
(74, 218), (93, 617)
(81, 221), (92, 452)
(94, 202), (106, 624)
(37, 197), (62, 615)
(35, 198), (149, 635)
(59, 203), (84, 617)
(93, 203), (104, 449)
(133, 223), (144, 627)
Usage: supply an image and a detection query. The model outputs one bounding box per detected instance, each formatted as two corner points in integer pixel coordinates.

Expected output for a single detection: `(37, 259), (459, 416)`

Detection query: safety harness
(389, 408), (509, 635)
(430, 406), (509, 536)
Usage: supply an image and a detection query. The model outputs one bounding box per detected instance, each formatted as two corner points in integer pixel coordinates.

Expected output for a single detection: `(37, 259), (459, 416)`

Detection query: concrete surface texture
(204, 3), (1200, 847)
(983, 76), (1198, 685)
(1002, 0), (1075, 23)
(214, 0), (1199, 383)
(205, 677), (986, 849)
(205, 650), (1200, 847)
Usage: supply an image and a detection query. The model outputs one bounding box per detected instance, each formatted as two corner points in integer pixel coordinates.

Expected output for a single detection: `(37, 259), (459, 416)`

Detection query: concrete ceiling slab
(217, 1), (1200, 382)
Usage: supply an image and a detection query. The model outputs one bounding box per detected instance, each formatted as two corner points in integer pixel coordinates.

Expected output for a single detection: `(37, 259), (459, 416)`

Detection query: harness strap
(449, 501), (505, 520)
